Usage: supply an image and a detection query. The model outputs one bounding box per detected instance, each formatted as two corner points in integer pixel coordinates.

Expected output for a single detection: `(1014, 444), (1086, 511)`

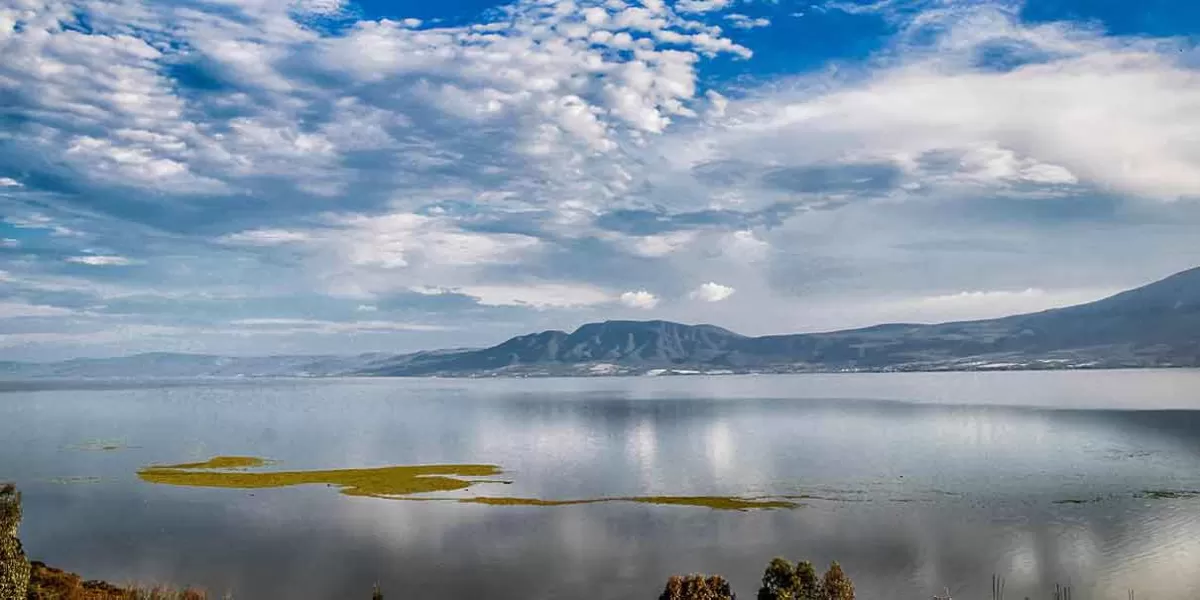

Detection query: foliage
(757, 558), (799, 600)
(26, 561), (206, 599)
(1, 483), (30, 600)
(659, 574), (736, 600)
(820, 562), (854, 600)
(794, 561), (821, 600)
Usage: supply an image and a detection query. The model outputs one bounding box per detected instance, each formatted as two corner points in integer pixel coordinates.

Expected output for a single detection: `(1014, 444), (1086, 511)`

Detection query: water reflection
(2, 372), (1200, 599)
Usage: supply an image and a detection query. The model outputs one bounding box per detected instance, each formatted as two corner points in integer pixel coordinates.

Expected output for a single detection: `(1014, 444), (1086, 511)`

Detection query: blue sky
(3, 0), (1200, 360)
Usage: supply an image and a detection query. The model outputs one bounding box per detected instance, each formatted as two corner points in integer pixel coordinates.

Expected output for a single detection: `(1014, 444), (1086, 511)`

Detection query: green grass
(148, 456), (276, 470)
(137, 457), (503, 498)
(1137, 489), (1200, 500)
(457, 495), (801, 511)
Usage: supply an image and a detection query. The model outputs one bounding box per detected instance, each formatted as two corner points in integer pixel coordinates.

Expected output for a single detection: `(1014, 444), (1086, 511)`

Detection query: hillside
(5, 267), (1199, 379)
(361, 266), (1200, 376)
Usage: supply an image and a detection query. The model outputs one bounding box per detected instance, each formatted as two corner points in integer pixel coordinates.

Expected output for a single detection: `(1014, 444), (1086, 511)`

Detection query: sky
(2, 0), (1200, 360)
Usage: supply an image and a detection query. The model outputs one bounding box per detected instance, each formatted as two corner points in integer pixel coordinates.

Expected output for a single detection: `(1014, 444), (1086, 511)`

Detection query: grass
(66, 439), (139, 452)
(148, 457), (275, 470)
(1137, 489), (1200, 500)
(27, 561), (208, 600)
(137, 456), (503, 498)
(136, 457), (798, 509)
(457, 495), (801, 510)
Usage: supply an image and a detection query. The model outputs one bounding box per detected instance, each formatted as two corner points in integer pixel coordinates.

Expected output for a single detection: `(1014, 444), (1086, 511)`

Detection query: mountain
(5, 267), (1200, 379)
(0, 352), (401, 380)
(360, 266), (1200, 376)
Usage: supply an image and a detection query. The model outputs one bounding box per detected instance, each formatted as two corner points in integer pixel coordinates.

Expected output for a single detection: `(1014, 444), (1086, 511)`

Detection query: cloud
(0, 301), (76, 318)
(690, 281), (736, 302)
(3, 0), (1200, 359)
(619, 290), (660, 309)
(725, 14), (770, 29)
(687, 6), (1200, 202)
(676, 0), (733, 14)
(419, 283), (615, 309)
(4, 214), (80, 237)
(65, 255), (135, 266)
(229, 318), (450, 333)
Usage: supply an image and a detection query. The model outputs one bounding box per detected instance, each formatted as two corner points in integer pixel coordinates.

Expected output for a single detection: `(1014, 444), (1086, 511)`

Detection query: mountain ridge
(5, 267), (1200, 379)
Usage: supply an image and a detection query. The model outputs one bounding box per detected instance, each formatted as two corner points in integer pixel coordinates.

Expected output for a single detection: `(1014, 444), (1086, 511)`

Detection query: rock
(0, 483), (31, 600)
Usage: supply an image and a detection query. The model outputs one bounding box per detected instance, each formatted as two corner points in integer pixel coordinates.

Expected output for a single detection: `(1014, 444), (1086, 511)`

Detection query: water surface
(2, 370), (1200, 599)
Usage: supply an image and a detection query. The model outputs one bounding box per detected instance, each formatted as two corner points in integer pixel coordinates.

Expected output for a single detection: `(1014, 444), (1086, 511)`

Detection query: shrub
(659, 574), (736, 600)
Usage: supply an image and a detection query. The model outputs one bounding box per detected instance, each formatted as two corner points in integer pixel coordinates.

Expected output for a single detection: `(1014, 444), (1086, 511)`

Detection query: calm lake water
(3, 370), (1200, 599)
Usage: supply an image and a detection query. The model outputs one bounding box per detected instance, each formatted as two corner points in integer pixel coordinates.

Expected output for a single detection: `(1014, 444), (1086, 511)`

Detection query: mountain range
(4, 266), (1200, 379)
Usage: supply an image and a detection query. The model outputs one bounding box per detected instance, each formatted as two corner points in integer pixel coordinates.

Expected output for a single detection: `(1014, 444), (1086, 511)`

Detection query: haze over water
(3, 370), (1200, 599)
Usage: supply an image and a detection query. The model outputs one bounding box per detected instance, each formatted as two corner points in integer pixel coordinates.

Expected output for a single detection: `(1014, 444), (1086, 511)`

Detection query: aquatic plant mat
(137, 456), (799, 510)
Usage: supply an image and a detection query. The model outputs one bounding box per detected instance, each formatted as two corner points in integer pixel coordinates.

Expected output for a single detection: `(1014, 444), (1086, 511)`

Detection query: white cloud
(719, 230), (769, 261)
(229, 318), (448, 333)
(0, 238), (17, 248)
(870, 287), (1120, 323)
(620, 289), (660, 309)
(675, 0), (732, 14)
(690, 281), (735, 302)
(219, 229), (314, 246)
(445, 284), (614, 309)
(630, 231), (698, 257)
(66, 255), (134, 266)
(0, 301), (76, 318)
(223, 212), (541, 272)
(4, 214), (79, 237)
(725, 14), (770, 29)
(0, 177), (21, 187)
(690, 6), (1200, 201)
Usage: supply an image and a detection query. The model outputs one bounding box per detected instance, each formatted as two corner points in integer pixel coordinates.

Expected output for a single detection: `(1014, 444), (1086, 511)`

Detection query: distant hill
(4, 267), (1199, 379)
(360, 266), (1200, 376)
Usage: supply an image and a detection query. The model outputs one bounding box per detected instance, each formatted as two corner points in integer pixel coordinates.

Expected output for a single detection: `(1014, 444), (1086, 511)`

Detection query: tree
(820, 562), (854, 600)
(660, 574), (737, 600)
(1, 483), (31, 600)
(757, 557), (799, 600)
(795, 561), (821, 600)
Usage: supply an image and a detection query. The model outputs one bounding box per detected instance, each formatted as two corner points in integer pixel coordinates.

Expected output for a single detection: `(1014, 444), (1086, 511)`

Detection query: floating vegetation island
(138, 457), (503, 498)
(137, 456), (800, 510)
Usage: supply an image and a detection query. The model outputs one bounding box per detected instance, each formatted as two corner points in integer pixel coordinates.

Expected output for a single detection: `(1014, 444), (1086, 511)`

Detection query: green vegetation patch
(47, 476), (105, 485)
(66, 439), (139, 452)
(1137, 489), (1200, 500)
(458, 495), (800, 511)
(138, 456), (503, 498)
(150, 456), (275, 470)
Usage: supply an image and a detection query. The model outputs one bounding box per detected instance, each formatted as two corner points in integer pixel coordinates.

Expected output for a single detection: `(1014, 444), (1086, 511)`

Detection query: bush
(820, 562), (854, 600)
(659, 574), (736, 600)
(757, 558), (799, 600)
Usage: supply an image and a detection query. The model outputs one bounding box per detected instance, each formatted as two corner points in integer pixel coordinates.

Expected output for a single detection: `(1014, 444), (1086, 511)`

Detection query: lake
(3, 370), (1200, 599)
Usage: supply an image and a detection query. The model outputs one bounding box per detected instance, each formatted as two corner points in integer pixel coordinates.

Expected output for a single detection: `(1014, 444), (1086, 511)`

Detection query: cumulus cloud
(725, 14), (770, 29)
(676, 6), (1200, 202)
(690, 281), (736, 302)
(0, 177), (21, 187)
(620, 290), (660, 309)
(676, 0), (733, 14)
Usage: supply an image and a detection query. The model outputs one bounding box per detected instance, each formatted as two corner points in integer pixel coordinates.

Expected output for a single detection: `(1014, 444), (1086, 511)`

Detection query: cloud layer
(2, 0), (1200, 358)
